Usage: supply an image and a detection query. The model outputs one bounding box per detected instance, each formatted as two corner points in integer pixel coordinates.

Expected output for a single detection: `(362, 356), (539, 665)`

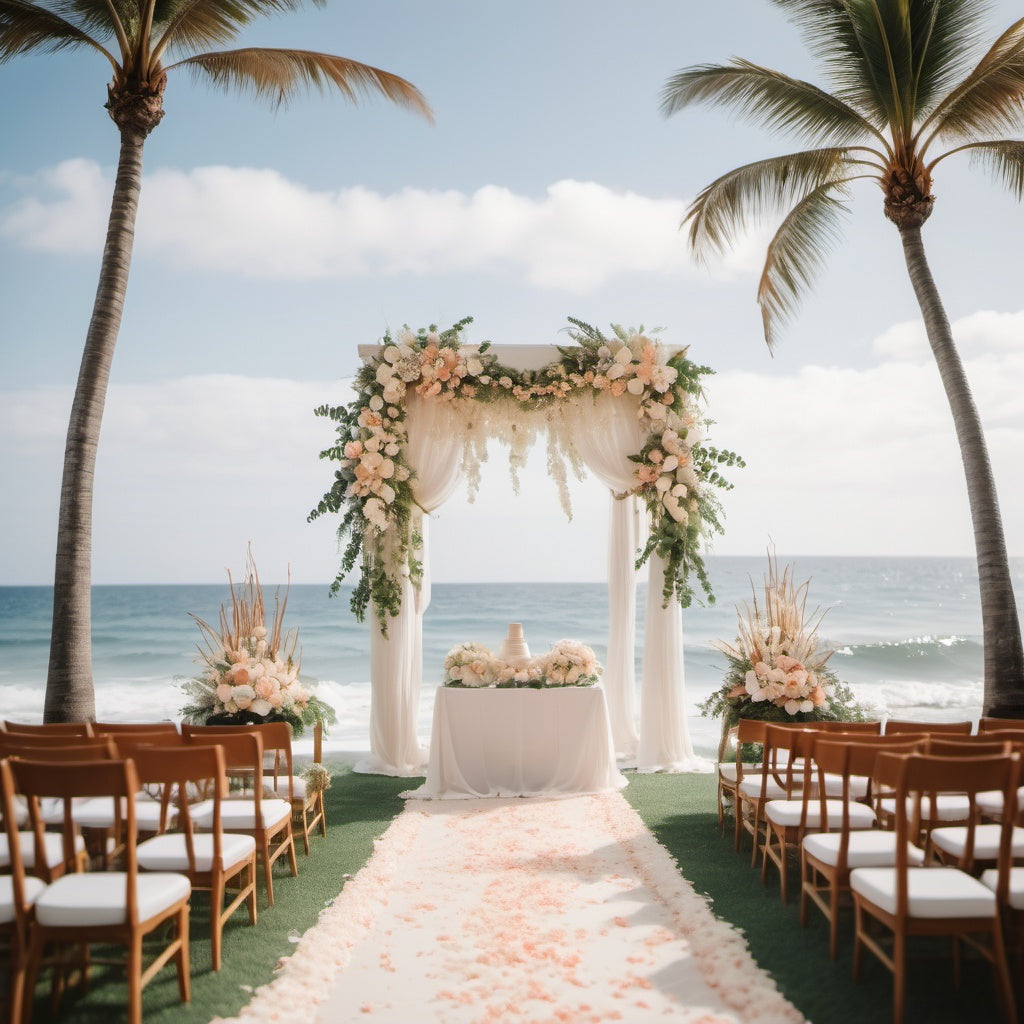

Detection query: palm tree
(661, 0), (1024, 716)
(0, 0), (432, 722)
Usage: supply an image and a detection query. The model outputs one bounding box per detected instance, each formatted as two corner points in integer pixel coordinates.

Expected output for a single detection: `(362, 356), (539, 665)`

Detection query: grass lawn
(26, 768), (1007, 1023)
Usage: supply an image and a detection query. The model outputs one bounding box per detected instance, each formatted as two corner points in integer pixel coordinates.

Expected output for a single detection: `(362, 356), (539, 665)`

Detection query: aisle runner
(216, 793), (804, 1024)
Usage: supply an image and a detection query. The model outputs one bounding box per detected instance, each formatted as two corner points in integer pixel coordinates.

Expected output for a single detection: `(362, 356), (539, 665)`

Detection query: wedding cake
(498, 623), (531, 666)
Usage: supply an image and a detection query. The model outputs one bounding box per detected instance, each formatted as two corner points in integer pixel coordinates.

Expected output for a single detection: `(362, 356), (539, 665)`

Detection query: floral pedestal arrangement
(180, 553), (336, 738)
(698, 555), (870, 762)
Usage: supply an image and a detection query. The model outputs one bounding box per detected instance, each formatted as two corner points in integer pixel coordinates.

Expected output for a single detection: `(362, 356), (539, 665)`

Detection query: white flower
(662, 454), (679, 472)
(467, 357), (484, 376)
(363, 497), (388, 531)
(606, 363), (625, 381)
(613, 345), (634, 366)
(375, 362), (396, 385)
(626, 377), (645, 395)
(369, 395), (384, 411)
(383, 344), (401, 364)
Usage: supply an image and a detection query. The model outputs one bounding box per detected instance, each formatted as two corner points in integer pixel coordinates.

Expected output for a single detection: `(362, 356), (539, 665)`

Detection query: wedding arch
(310, 318), (742, 776)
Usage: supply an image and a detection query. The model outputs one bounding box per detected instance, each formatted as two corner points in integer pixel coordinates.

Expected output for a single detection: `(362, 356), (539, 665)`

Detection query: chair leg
(127, 934), (143, 1024)
(852, 902), (864, 983)
(247, 857), (259, 925)
(828, 875), (841, 961)
(176, 905), (191, 1004)
(20, 927), (45, 1024)
(992, 922), (1017, 1024)
(261, 838), (275, 906)
(211, 875), (226, 972)
(317, 793), (327, 838)
(892, 929), (906, 1024)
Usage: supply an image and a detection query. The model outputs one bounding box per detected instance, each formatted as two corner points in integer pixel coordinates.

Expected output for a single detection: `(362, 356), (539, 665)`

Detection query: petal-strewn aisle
(214, 792), (804, 1024)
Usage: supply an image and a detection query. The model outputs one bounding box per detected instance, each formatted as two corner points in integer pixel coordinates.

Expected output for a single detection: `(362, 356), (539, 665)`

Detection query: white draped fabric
(357, 395), (465, 776)
(636, 551), (706, 772)
(567, 393), (645, 758)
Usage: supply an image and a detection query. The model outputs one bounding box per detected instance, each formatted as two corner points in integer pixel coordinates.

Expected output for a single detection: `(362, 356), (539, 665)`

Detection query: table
(409, 686), (628, 799)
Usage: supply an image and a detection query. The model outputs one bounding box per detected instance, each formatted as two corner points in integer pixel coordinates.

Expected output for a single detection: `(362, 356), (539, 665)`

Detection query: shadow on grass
(624, 771), (1007, 1024)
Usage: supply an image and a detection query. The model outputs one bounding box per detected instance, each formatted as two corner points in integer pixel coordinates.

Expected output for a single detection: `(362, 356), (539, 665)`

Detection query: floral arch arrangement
(309, 317), (743, 630)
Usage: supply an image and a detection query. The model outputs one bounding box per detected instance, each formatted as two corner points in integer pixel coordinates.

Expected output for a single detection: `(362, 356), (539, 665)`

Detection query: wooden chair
(14, 757), (191, 1024)
(807, 720), (884, 734)
(800, 735), (926, 958)
(740, 723), (814, 868)
(2, 722), (92, 737)
(180, 720), (326, 854)
(762, 728), (880, 904)
(131, 743), (258, 971)
(0, 738), (118, 879)
(876, 737), (1014, 847)
(180, 725), (297, 906)
(883, 719), (973, 735)
(850, 750), (1020, 1024)
(0, 759), (48, 1024)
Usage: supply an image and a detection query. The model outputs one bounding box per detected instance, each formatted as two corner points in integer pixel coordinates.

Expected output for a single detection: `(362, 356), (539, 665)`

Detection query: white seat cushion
(850, 866), (997, 918)
(193, 798), (292, 831)
(821, 773), (870, 799)
(34, 871), (191, 927)
(879, 794), (972, 822)
(269, 776), (306, 800)
(137, 832), (256, 873)
(719, 763), (763, 783)
(931, 824), (1024, 862)
(977, 787), (1024, 819)
(766, 798), (876, 830)
(981, 866), (1024, 910)
(0, 830), (85, 871)
(739, 777), (803, 800)
(803, 830), (926, 868)
(0, 874), (48, 924)
(71, 793), (167, 831)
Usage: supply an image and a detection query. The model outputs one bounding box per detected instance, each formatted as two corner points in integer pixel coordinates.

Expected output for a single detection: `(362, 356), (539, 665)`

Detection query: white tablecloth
(407, 686), (628, 800)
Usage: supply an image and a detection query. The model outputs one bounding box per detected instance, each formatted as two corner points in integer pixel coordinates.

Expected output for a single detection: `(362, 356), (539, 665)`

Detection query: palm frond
(938, 138), (1024, 197)
(920, 17), (1024, 145)
(772, 0), (986, 129)
(168, 47), (433, 118)
(151, 0), (319, 60)
(757, 181), (852, 350)
(50, 0), (136, 46)
(661, 59), (877, 147)
(0, 0), (114, 63)
(684, 147), (861, 262)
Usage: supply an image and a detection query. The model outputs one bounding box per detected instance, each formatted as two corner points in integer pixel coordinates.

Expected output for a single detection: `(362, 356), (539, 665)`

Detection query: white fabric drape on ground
(636, 551), (706, 772)
(357, 395), (465, 776)
(567, 394), (645, 758)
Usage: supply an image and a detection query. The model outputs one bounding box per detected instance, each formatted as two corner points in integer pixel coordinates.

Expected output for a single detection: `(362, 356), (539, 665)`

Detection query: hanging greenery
(309, 317), (744, 630)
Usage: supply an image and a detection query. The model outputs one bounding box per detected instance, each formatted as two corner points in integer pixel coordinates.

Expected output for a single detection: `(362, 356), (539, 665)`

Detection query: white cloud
(0, 159), (746, 291)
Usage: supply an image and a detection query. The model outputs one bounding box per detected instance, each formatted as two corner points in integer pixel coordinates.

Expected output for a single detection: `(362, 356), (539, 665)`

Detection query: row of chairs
(716, 717), (1024, 1024)
(0, 719), (329, 1024)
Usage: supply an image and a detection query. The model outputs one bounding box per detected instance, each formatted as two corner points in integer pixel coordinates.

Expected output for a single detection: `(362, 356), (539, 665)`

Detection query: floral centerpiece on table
(442, 639), (602, 689)
(698, 555), (868, 756)
(309, 317), (744, 633)
(179, 555), (336, 737)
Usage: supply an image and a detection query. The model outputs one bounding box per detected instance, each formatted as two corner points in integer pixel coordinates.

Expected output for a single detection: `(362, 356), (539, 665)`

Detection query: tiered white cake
(498, 622), (531, 666)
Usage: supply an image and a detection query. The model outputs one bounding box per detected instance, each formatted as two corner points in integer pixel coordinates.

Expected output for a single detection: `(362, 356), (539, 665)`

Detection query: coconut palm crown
(662, 0), (1024, 715)
(0, 0), (432, 722)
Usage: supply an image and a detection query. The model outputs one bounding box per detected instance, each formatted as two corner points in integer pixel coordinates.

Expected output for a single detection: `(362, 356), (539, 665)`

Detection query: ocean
(2, 556), (1020, 763)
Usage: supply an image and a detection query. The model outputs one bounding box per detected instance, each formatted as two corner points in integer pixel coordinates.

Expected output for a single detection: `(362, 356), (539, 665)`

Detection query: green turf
(29, 770), (1007, 1023)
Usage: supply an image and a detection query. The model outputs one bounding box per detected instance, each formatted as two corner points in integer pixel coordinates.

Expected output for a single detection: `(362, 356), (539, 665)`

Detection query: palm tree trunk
(899, 226), (1024, 716)
(44, 126), (148, 723)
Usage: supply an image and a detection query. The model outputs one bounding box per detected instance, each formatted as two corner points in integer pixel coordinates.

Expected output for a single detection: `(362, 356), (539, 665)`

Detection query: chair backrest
(875, 751), (1021, 887)
(884, 719), (973, 735)
(92, 722), (179, 736)
(180, 725), (265, 808)
(762, 724), (817, 796)
(128, 743), (228, 869)
(806, 720), (883, 734)
(9, 757), (144, 915)
(0, 735), (117, 760)
(0, 759), (34, 946)
(978, 717), (1024, 736)
(180, 721), (293, 799)
(925, 736), (1015, 757)
(2, 720), (92, 737)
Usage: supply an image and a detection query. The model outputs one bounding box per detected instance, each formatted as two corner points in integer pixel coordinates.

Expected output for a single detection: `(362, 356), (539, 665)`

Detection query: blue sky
(2, 0), (1023, 585)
